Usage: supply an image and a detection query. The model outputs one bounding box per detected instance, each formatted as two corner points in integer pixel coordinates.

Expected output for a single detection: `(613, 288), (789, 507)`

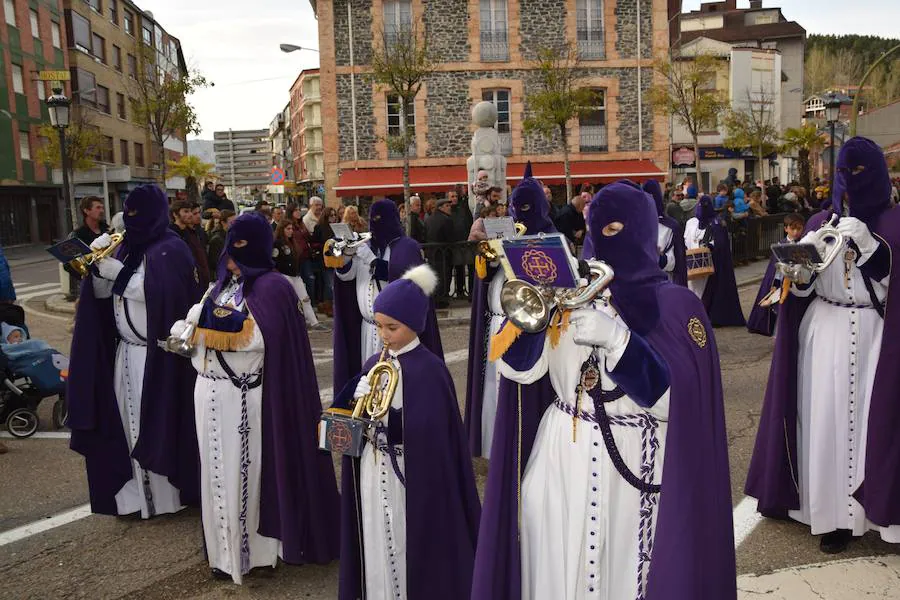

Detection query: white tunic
(92, 264), (184, 519)
(657, 222), (675, 277)
(478, 267), (506, 459)
(283, 273), (319, 327)
(684, 217), (709, 299)
(191, 279), (281, 584)
(359, 338), (417, 600)
(335, 244), (391, 364)
(498, 303), (670, 600)
(789, 239), (900, 542)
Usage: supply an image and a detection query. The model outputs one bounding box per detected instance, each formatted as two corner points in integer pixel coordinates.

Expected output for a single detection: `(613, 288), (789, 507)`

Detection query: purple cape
(68, 230), (201, 514)
(700, 221), (746, 327)
(746, 207), (900, 526)
(660, 216), (689, 287)
(332, 235), (443, 392)
(335, 344), (481, 599)
(746, 256), (779, 336)
(247, 270), (341, 564)
(464, 264), (499, 457)
(471, 283), (736, 600)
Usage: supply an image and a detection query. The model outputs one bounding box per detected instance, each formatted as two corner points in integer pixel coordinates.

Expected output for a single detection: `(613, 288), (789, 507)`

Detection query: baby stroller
(0, 304), (69, 438)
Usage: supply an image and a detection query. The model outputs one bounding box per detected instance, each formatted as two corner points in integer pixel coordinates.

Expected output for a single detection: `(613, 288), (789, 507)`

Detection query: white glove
(184, 302), (203, 325)
(90, 233), (112, 251)
(836, 216), (879, 257)
(569, 308), (629, 351)
(354, 243), (375, 263)
(353, 377), (371, 400)
(799, 230), (827, 259)
(169, 319), (189, 338)
(96, 257), (124, 281)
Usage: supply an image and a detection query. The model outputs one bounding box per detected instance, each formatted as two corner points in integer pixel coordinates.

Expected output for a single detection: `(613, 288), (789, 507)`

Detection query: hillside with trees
(805, 34), (900, 109)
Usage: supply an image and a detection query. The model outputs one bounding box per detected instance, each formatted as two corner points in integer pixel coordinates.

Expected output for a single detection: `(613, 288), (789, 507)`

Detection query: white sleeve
(118, 270), (145, 301)
(334, 244), (376, 282)
(496, 336), (551, 384)
(92, 275), (114, 299)
(241, 319), (265, 352)
(289, 275), (319, 326)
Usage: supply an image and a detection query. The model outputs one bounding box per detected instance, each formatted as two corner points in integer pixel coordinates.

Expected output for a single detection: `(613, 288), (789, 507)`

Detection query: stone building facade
(313, 0), (670, 202)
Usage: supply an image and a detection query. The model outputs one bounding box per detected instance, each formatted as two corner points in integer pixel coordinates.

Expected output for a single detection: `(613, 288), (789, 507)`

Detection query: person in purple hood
(746, 137), (900, 554)
(643, 179), (687, 286)
(465, 163), (555, 458)
(169, 213), (340, 582)
(472, 180), (735, 600)
(332, 199), (443, 394)
(684, 194), (745, 326)
(67, 184), (201, 518)
(331, 264), (480, 600)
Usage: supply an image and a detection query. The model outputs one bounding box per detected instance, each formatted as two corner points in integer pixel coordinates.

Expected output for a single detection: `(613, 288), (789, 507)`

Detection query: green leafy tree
(167, 155), (215, 203)
(722, 88), (781, 183)
(523, 42), (599, 201)
(129, 43), (207, 187)
(371, 21), (433, 232)
(35, 113), (103, 170)
(647, 53), (728, 194)
(782, 124), (825, 191)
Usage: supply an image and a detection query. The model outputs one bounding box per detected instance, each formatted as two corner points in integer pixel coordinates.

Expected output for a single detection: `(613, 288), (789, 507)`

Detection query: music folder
(770, 242), (823, 266)
(46, 238), (92, 264)
(500, 233), (578, 289)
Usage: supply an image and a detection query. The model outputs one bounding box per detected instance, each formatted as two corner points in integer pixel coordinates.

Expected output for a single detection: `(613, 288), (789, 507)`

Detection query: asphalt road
(1, 259), (897, 599)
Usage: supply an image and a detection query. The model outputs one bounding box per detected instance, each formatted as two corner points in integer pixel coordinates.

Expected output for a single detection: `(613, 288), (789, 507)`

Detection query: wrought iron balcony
(498, 131), (512, 156)
(579, 125), (608, 153)
(480, 30), (509, 62)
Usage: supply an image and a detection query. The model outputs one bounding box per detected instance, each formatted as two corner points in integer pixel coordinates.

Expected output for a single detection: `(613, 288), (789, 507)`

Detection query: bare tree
(722, 87), (781, 182)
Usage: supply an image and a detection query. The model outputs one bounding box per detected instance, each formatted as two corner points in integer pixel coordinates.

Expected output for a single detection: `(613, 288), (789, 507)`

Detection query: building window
(92, 33), (106, 63)
(579, 88), (608, 152)
(73, 68), (97, 106)
(109, 0), (117, 25)
(134, 142), (144, 167)
(383, 0), (411, 48)
(120, 139), (129, 164)
(70, 10), (91, 52)
(481, 88), (512, 155)
(124, 10), (133, 35)
(387, 94), (415, 159)
(116, 92), (126, 119)
(51, 21), (61, 47)
(168, 39), (177, 61)
(87, 0), (101, 14)
(127, 53), (137, 78)
(19, 132), (31, 160)
(3, 0), (15, 27)
(36, 79), (46, 101)
(11, 64), (24, 94)
(112, 44), (122, 71)
(29, 9), (38, 37)
(99, 135), (113, 162)
(577, 0), (605, 59)
(480, 0), (509, 62)
(142, 24), (153, 46)
(96, 85), (110, 113)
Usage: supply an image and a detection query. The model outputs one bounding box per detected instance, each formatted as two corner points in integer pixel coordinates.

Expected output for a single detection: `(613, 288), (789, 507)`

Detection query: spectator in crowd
(468, 204), (498, 242)
(191, 202), (208, 248)
(170, 199), (210, 290)
(471, 171), (493, 215)
(271, 206), (284, 230)
(714, 184), (730, 211)
(730, 188), (750, 219)
(488, 187), (503, 206)
(449, 189), (473, 299)
(667, 184), (699, 226)
(201, 181), (216, 207)
(74, 196), (109, 246)
(408, 195), (426, 242)
(342, 205), (367, 234)
(0, 238), (15, 305)
(206, 209), (233, 269)
(273, 219), (322, 328)
(399, 202), (407, 223)
(766, 177), (783, 212)
(542, 185), (553, 203)
(496, 202), (508, 217)
(203, 183), (235, 212)
(553, 194), (587, 245)
(314, 206), (338, 317)
(748, 190), (769, 217)
(424, 198), (437, 217)
(778, 191), (802, 213)
(425, 197), (455, 307)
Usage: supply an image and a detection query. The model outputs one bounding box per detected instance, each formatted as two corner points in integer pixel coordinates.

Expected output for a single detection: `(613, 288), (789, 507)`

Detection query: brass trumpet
(477, 222), (527, 260)
(327, 232), (373, 257)
(69, 233), (125, 277)
(352, 347), (398, 421)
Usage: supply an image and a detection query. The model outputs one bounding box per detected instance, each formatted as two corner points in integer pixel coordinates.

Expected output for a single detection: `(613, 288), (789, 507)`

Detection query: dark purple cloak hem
(472, 283), (736, 600)
(746, 207), (900, 526)
(660, 216), (689, 287)
(700, 222), (746, 327)
(463, 264), (499, 457)
(746, 257), (779, 336)
(68, 231), (201, 514)
(247, 271), (341, 564)
(332, 236), (443, 393)
(335, 344), (481, 600)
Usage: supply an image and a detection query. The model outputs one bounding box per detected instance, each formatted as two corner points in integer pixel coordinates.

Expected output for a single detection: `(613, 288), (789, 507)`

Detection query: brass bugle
(352, 347), (398, 421)
(69, 233), (125, 277)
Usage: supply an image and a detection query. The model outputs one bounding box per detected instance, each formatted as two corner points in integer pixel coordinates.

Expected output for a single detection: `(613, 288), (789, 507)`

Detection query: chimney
(749, 0), (763, 8)
(724, 0), (737, 9)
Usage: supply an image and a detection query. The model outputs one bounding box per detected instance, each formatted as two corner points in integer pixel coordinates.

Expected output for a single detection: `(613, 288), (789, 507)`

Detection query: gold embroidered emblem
(213, 307), (231, 318)
(688, 317), (707, 348)
(580, 366), (600, 391)
(521, 249), (558, 285)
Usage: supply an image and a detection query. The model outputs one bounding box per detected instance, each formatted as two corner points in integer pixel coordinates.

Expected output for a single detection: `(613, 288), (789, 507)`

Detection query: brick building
(311, 0), (671, 205)
(0, 0), (70, 244)
(289, 67), (324, 200)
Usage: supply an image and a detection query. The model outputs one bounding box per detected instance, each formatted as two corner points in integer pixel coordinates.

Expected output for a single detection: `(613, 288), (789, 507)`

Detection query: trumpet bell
(500, 279), (550, 333)
(67, 233), (125, 278)
(164, 336), (196, 357)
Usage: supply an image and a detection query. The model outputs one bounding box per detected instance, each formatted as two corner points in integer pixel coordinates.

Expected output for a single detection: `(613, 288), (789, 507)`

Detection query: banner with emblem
(500, 233), (578, 289)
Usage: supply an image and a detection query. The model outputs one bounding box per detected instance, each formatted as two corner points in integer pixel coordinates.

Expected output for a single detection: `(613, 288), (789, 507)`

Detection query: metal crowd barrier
(726, 212), (816, 264)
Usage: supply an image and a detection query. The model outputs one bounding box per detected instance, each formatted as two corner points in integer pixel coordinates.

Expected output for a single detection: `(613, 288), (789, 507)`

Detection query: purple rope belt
(818, 296), (883, 310)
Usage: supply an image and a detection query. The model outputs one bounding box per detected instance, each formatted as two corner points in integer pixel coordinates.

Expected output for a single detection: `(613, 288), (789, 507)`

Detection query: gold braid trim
(191, 318), (256, 351)
(489, 320), (523, 362)
(475, 255), (488, 280)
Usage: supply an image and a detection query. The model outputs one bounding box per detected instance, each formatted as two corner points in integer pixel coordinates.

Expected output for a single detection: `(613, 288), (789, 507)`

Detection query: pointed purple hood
(214, 212), (275, 295)
(508, 165), (555, 234)
(833, 136), (892, 224)
(696, 194), (717, 228)
(642, 179), (665, 217)
(369, 199), (404, 253)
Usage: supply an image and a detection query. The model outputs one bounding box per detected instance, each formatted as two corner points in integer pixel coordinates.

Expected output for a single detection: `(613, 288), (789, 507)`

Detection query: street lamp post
(279, 44), (319, 54)
(47, 88), (78, 300)
(824, 94), (843, 204)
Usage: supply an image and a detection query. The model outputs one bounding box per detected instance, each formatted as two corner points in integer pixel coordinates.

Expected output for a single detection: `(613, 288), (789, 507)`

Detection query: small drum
(686, 247), (715, 280)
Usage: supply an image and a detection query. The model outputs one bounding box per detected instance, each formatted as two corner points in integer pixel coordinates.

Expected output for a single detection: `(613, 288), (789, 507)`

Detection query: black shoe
(820, 529), (853, 554)
(211, 568), (231, 581)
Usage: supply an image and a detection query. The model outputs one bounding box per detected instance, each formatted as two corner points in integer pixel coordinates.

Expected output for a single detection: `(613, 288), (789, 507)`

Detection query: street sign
(271, 166), (286, 185)
(38, 70), (71, 81)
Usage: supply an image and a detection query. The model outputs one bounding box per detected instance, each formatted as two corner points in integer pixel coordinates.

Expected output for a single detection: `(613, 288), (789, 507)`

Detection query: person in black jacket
(425, 197), (455, 307)
(170, 200), (210, 289)
(201, 183), (235, 212)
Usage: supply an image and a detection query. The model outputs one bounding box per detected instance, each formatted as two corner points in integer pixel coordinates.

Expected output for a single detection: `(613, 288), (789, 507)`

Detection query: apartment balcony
(303, 142), (323, 153)
(579, 125), (608, 153)
(480, 30), (509, 62)
(577, 28), (605, 60)
(498, 132), (512, 156)
(388, 143), (416, 160)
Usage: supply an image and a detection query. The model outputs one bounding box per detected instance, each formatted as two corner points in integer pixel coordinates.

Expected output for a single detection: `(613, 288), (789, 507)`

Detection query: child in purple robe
(332, 264), (480, 600)
(747, 213), (804, 336)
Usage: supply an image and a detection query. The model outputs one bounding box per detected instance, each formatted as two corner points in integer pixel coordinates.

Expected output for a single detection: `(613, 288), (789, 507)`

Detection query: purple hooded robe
(68, 184), (201, 514)
(471, 181), (736, 600)
(208, 213), (341, 564)
(332, 199), (443, 393)
(644, 179), (688, 287)
(746, 137), (900, 527)
(695, 195), (746, 327)
(746, 257), (780, 336)
(464, 167), (557, 456)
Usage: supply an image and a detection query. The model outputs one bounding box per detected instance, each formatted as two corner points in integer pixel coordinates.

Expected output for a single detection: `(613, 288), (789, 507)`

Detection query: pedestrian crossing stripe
(14, 283), (61, 294)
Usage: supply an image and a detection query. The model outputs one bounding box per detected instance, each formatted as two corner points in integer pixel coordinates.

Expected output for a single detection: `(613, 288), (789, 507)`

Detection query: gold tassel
(779, 277), (791, 304)
(547, 309), (571, 349)
(489, 320), (523, 362)
(191, 318), (256, 351)
(475, 255), (487, 280)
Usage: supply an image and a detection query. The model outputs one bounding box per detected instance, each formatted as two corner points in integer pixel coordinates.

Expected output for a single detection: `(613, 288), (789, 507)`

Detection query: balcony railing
(480, 30), (509, 62)
(498, 131), (512, 156)
(388, 142), (416, 160)
(577, 26), (605, 60)
(304, 142), (323, 152)
(579, 125), (608, 153)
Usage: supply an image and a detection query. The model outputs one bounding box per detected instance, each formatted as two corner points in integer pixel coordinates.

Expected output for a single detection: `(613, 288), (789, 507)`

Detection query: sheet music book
(483, 217), (517, 240)
(330, 223), (353, 241)
(46, 238), (92, 264)
(771, 242), (823, 266)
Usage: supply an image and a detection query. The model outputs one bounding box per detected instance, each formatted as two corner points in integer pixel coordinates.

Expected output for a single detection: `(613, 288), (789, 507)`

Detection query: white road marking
(14, 282), (71, 322)
(0, 504), (92, 548)
(732, 495), (765, 548)
(13, 283), (61, 295)
(0, 431), (70, 439)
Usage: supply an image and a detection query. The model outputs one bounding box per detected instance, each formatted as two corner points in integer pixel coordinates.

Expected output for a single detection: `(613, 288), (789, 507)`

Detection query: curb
(44, 294), (76, 316)
(9, 256), (55, 269)
(737, 275), (765, 290)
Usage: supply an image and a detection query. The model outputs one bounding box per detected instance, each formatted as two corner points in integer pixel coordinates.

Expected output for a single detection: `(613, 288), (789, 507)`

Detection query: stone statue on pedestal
(467, 101), (507, 216)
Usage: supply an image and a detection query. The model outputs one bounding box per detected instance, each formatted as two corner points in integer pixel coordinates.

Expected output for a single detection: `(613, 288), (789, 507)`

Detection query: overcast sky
(140, 0), (897, 140)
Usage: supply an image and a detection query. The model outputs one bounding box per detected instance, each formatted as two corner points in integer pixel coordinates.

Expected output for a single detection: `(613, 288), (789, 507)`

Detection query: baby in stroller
(0, 305), (69, 438)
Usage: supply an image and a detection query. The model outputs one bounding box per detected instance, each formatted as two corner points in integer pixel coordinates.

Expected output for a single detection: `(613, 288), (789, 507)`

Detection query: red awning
(334, 159), (666, 197)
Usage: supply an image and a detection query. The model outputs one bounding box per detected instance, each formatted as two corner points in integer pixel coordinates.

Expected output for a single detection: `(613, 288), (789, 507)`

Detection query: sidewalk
(738, 555), (900, 599)
(4, 244), (54, 269)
